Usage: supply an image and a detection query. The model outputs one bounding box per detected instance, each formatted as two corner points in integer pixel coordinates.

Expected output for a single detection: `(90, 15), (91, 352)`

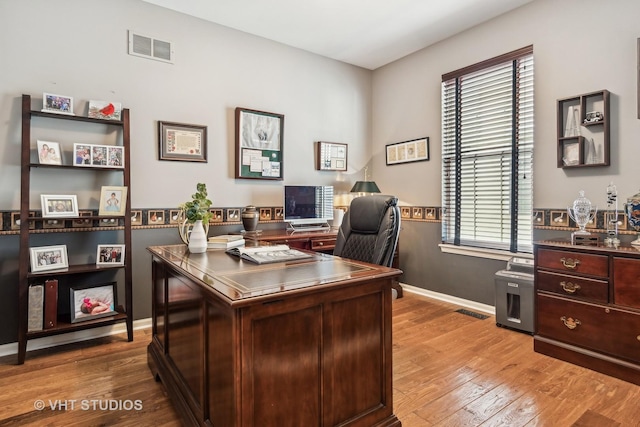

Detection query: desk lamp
(350, 167), (380, 194)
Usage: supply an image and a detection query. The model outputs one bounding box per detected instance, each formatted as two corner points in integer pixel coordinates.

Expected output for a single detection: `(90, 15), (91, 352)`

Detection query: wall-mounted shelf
(556, 90), (610, 168)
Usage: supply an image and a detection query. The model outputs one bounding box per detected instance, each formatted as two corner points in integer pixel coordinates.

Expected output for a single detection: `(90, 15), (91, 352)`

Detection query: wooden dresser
(534, 240), (640, 385)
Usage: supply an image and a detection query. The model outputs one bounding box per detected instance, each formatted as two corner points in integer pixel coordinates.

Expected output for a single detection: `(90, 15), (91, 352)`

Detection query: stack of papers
(207, 234), (245, 249)
(226, 244), (313, 264)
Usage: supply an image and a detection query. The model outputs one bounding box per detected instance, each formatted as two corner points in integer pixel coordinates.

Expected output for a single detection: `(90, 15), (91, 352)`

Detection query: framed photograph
(158, 121), (207, 162)
(107, 146), (124, 168)
(73, 143), (93, 166)
(91, 145), (108, 166)
(96, 244), (125, 266)
(70, 282), (117, 323)
(386, 137), (430, 165)
(316, 141), (348, 171)
(30, 245), (69, 273)
(37, 140), (62, 165)
(42, 92), (74, 115)
(98, 186), (127, 216)
(235, 107), (284, 180)
(41, 194), (79, 218)
(88, 100), (122, 121)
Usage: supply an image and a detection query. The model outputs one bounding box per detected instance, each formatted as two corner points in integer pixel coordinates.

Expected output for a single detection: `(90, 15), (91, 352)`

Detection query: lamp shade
(350, 181), (381, 193)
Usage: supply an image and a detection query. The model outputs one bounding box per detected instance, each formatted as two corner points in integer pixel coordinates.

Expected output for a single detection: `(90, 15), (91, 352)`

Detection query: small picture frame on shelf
(96, 244), (125, 266)
(88, 100), (122, 121)
(41, 194), (79, 218)
(70, 282), (117, 323)
(30, 245), (69, 273)
(562, 142), (580, 166)
(42, 92), (74, 115)
(37, 140), (62, 165)
(73, 144), (93, 166)
(98, 186), (127, 217)
(91, 145), (108, 166)
(107, 146), (124, 168)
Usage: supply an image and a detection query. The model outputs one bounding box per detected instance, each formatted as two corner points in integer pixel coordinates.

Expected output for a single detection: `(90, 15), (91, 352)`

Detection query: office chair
(333, 195), (401, 269)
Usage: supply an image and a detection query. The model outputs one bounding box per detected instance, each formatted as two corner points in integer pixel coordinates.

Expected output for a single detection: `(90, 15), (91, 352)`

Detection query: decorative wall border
(1, 206), (636, 235)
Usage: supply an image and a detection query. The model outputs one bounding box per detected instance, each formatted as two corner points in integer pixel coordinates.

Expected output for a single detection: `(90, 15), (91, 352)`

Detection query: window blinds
(441, 49), (534, 253)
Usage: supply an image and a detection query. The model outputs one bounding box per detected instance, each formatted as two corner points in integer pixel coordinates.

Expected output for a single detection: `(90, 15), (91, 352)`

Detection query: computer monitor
(283, 185), (334, 231)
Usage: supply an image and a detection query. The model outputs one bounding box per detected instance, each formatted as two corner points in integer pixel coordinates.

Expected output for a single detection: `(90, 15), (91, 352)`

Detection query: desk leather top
(148, 244), (401, 305)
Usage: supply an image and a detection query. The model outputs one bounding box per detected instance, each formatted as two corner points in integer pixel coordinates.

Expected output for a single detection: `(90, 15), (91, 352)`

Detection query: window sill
(438, 243), (532, 262)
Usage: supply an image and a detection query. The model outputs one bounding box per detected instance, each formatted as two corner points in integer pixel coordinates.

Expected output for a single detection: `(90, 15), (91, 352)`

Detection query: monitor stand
(286, 221), (331, 233)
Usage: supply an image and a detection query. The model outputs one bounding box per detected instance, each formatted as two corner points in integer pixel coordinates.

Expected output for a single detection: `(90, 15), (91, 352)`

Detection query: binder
(28, 285), (44, 332)
(44, 279), (58, 329)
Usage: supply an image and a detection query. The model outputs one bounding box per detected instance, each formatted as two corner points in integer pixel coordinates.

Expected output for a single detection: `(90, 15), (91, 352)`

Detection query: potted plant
(178, 183), (213, 253)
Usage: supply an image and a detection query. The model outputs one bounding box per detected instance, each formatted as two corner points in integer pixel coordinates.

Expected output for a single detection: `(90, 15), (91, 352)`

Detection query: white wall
(372, 0), (640, 209)
(0, 0), (372, 210)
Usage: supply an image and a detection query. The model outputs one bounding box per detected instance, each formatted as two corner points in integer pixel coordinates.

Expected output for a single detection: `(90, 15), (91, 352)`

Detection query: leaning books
(226, 244), (313, 264)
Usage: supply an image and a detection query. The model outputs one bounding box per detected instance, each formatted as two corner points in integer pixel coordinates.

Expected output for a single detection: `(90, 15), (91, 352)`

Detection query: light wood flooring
(1, 292), (639, 426)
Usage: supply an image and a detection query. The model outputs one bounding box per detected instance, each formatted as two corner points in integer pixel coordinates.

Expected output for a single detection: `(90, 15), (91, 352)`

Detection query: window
(441, 46), (534, 254)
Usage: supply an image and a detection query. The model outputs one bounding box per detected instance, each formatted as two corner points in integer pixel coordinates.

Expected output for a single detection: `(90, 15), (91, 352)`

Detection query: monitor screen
(283, 185), (334, 225)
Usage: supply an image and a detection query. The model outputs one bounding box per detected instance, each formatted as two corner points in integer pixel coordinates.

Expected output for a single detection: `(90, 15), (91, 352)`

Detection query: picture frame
(30, 245), (69, 273)
(88, 100), (122, 121)
(41, 194), (79, 218)
(316, 141), (348, 171)
(96, 244), (125, 266)
(98, 186), (128, 217)
(42, 92), (74, 115)
(69, 282), (117, 323)
(235, 107), (284, 180)
(107, 146), (124, 168)
(37, 140), (62, 165)
(73, 143), (93, 167)
(562, 141), (581, 166)
(386, 137), (430, 165)
(158, 121), (207, 162)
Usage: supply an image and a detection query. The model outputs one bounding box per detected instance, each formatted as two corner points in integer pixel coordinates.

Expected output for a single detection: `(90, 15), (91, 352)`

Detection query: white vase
(188, 220), (208, 253)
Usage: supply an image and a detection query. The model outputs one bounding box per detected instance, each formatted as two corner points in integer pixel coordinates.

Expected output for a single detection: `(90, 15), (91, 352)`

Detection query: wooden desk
(147, 244), (402, 426)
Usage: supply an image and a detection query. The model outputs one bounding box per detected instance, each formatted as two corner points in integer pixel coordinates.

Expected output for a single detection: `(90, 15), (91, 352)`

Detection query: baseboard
(399, 283), (496, 316)
(1, 287), (494, 358)
(0, 318), (152, 359)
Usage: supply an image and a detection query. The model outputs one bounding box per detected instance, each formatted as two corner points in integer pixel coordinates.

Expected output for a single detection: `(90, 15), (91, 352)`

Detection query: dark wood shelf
(17, 94), (133, 364)
(557, 90), (610, 168)
(27, 309), (127, 339)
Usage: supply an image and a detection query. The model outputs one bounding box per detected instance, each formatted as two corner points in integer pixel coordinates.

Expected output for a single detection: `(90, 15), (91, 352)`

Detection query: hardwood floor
(1, 292), (639, 426)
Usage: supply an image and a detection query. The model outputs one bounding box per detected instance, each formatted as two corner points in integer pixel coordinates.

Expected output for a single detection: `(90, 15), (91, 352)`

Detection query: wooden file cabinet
(534, 241), (640, 385)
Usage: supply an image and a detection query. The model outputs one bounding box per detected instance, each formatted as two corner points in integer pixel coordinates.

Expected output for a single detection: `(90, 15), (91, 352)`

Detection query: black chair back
(333, 195), (400, 268)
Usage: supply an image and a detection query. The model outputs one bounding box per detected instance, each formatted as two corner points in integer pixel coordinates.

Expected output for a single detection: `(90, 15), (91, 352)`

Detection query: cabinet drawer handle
(560, 281), (581, 294)
(560, 316), (581, 330)
(560, 257), (580, 269)
(317, 242), (324, 246)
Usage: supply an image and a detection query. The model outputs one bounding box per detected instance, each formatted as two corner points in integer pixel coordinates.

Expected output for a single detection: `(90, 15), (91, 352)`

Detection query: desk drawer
(537, 248), (608, 278)
(311, 238), (335, 252)
(536, 270), (608, 303)
(537, 293), (640, 363)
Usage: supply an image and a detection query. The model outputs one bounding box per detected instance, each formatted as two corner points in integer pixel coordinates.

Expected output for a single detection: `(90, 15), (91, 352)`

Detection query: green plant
(179, 183), (213, 224)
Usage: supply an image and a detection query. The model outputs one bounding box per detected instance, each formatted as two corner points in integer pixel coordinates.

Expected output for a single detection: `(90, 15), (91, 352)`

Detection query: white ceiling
(142, 0), (534, 70)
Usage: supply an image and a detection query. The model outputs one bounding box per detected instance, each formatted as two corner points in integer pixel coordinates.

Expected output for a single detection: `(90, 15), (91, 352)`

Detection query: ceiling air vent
(128, 30), (173, 64)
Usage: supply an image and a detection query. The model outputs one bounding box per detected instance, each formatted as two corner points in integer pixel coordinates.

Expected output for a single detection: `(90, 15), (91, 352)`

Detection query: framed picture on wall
(158, 121), (207, 162)
(386, 137), (429, 165)
(316, 141), (348, 171)
(235, 107), (284, 180)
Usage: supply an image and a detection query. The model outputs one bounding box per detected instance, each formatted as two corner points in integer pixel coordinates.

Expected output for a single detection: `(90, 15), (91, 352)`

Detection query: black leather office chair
(333, 195), (401, 269)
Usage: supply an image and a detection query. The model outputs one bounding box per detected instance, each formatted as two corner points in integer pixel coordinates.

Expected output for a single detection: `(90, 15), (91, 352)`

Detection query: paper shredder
(495, 257), (534, 334)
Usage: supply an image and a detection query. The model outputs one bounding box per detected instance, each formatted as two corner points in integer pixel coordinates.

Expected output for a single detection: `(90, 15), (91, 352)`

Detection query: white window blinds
(441, 47), (534, 253)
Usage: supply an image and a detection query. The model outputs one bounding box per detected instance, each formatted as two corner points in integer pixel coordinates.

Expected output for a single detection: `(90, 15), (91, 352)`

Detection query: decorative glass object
(567, 190), (597, 243)
(604, 182), (620, 247)
(624, 190), (640, 247)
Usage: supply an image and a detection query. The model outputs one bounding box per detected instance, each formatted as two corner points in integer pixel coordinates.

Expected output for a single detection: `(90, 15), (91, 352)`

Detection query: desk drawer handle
(560, 316), (581, 330)
(317, 242), (324, 246)
(560, 257), (580, 269)
(560, 281), (581, 294)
